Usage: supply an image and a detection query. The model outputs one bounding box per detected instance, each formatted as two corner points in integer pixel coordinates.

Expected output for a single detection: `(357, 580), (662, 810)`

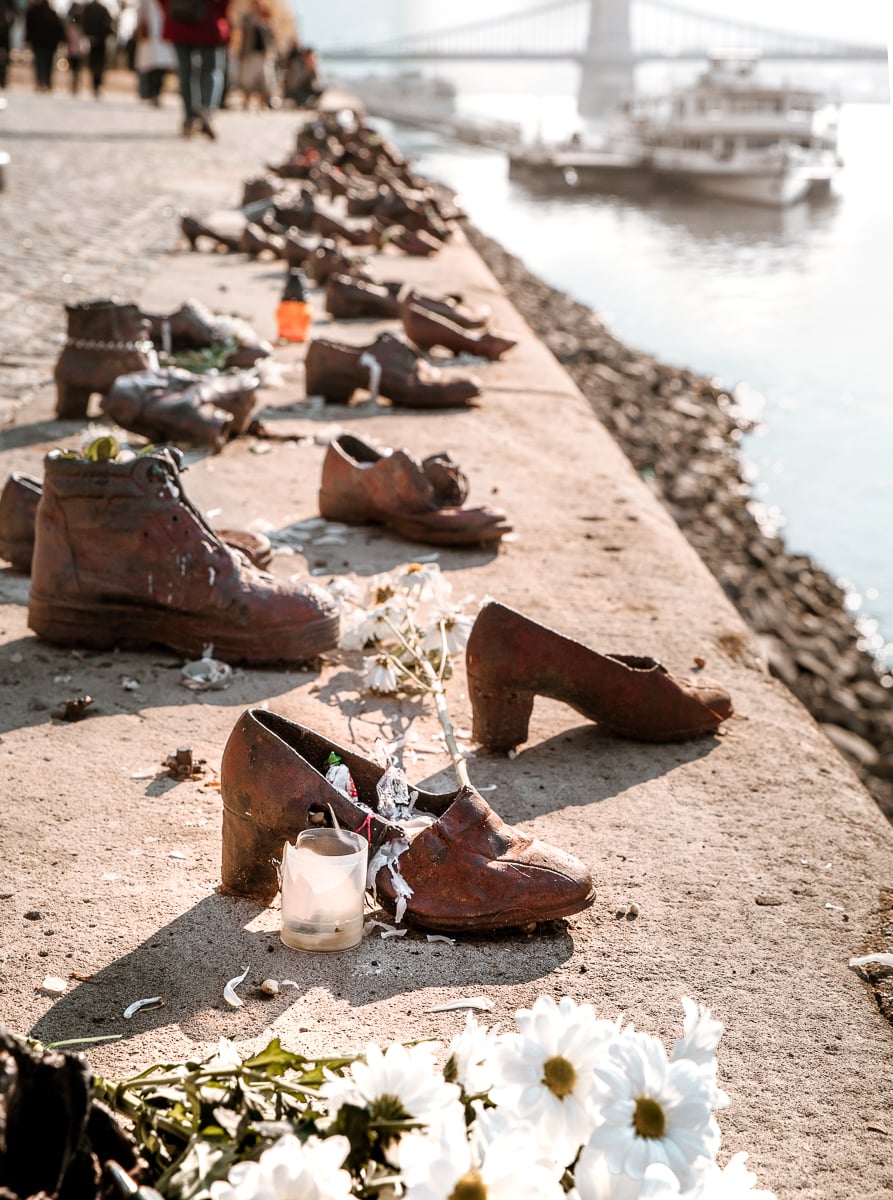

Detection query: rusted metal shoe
(0, 472), (41, 571)
(319, 433), (511, 546)
(0, 468), (272, 572)
(402, 300), (516, 360)
(100, 366), (259, 450)
(54, 299), (156, 419)
(324, 274), (401, 320)
(220, 708), (595, 930)
(240, 222), (286, 259)
(28, 448), (338, 663)
(467, 601), (734, 752)
(378, 223), (443, 257)
(180, 212), (242, 253)
(304, 332), (481, 410)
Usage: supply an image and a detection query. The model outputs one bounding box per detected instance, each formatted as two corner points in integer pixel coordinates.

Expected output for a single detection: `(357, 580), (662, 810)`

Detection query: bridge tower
(578, 0), (635, 117)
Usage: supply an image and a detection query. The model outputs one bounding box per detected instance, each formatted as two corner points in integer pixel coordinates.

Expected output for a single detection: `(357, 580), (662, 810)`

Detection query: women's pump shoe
(27, 448), (338, 664)
(219, 708), (595, 930)
(466, 601), (734, 751)
(318, 433), (511, 546)
(402, 301), (516, 361)
(304, 333), (481, 410)
(180, 213), (242, 253)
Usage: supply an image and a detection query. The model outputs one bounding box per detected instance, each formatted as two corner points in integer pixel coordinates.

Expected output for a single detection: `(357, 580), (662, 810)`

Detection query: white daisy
(399, 1106), (564, 1200)
(393, 562), (453, 607)
(209, 1133), (353, 1200)
(670, 999), (729, 1111)
(362, 654), (400, 695)
(588, 1030), (719, 1190)
(320, 1041), (461, 1131)
(421, 612), (474, 657)
(488, 995), (622, 1166)
(685, 1153), (777, 1200)
(443, 1013), (501, 1097)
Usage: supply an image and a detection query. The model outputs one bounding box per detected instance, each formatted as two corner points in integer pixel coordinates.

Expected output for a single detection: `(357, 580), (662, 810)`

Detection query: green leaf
(84, 435), (120, 462)
(241, 1037), (307, 1075)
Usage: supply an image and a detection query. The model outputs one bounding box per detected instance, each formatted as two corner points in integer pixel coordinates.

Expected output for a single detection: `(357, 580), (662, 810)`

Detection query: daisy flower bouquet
(96, 994), (774, 1200)
(327, 562), (477, 786)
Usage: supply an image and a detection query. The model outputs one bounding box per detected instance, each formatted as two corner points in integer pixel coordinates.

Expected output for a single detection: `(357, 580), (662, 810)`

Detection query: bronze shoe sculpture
(54, 299), (156, 419)
(100, 367), (259, 451)
(318, 433), (511, 546)
(0, 469), (273, 572)
(324, 275), (490, 330)
(283, 228), (316, 267)
(466, 601), (734, 752)
(378, 223), (443, 257)
(312, 209), (375, 246)
(402, 300), (516, 361)
(220, 708), (595, 930)
(0, 472), (41, 571)
(28, 448), (338, 664)
(305, 333), (480, 410)
(240, 222), (286, 259)
(180, 212), (242, 253)
(307, 241), (365, 287)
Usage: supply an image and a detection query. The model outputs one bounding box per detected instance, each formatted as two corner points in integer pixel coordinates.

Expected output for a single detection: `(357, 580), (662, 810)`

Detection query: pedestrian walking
(64, 2), (90, 94)
(282, 41), (319, 109)
(81, 0), (113, 96)
(24, 0), (66, 91)
(236, 0), (274, 110)
(159, 0), (230, 140)
(0, 0), (16, 89)
(134, 0), (175, 104)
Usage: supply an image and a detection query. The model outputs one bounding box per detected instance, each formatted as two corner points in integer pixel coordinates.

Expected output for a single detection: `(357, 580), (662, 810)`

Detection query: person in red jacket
(159, 0), (230, 138)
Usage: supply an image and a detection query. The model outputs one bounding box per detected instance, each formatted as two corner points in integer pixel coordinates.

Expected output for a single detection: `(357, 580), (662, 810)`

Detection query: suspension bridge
(319, 0), (888, 114)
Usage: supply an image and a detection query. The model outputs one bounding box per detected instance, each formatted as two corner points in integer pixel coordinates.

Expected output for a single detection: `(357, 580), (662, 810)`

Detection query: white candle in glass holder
(280, 828), (368, 952)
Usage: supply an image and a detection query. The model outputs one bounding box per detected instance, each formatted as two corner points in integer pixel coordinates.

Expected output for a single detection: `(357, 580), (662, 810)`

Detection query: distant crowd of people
(0, 0), (322, 138)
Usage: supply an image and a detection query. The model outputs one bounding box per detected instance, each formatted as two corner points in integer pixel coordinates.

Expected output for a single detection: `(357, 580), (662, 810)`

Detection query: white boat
(509, 52), (841, 207)
(633, 52), (841, 207)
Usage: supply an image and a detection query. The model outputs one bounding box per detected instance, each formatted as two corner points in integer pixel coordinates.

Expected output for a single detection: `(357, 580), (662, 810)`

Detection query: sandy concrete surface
(1, 88), (892, 1198)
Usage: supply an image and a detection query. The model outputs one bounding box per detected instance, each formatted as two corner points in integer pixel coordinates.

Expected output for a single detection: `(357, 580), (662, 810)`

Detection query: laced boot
(304, 332), (480, 410)
(54, 299), (155, 419)
(180, 213), (242, 253)
(401, 301), (516, 361)
(0, 468), (272, 571)
(100, 367), (259, 450)
(28, 448), (339, 663)
(466, 601), (734, 752)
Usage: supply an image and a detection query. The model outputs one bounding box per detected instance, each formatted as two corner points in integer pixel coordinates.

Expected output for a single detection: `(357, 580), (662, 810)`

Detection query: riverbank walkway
(1, 84), (892, 1198)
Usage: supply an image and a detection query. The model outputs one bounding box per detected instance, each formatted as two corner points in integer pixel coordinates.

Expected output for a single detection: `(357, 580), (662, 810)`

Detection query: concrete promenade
(1, 87), (893, 1197)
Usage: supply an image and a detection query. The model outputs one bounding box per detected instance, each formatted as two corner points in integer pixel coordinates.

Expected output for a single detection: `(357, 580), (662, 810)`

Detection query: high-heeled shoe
(239, 222), (285, 259)
(378, 223), (443, 257)
(180, 213), (241, 253)
(466, 601), (734, 751)
(312, 210), (375, 246)
(402, 301), (516, 361)
(220, 707), (595, 929)
(304, 332), (481, 410)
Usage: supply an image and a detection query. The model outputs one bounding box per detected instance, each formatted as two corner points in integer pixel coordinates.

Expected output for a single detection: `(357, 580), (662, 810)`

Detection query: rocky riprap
(464, 224), (893, 819)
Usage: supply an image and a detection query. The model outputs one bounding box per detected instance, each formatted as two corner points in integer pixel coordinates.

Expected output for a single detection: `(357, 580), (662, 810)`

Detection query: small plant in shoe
(55, 434), (157, 463)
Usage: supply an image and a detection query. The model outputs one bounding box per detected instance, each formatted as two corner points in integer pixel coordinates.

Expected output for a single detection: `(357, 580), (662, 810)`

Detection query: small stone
(755, 896), (783, 906)
(24, 910), (41, 920)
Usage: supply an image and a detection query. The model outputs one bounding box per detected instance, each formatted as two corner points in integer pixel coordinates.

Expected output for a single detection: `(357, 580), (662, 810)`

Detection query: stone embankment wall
(464, 224), (893, 818)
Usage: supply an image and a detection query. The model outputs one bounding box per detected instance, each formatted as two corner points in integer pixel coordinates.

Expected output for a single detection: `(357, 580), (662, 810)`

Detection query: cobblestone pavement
(0, 84), (309, 421)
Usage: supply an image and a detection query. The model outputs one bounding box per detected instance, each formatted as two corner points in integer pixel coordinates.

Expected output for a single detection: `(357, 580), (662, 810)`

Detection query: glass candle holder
(280, 828), (368, 952)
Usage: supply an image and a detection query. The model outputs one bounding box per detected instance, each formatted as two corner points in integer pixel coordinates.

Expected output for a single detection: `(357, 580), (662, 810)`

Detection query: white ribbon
(359, 351), (381, 403)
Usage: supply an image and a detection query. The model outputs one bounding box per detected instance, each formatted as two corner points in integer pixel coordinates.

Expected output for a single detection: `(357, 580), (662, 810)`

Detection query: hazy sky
(301, 0), (889, 49)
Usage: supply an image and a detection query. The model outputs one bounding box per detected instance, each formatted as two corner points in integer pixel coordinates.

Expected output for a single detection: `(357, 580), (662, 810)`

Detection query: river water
(347, 61), (892, 668)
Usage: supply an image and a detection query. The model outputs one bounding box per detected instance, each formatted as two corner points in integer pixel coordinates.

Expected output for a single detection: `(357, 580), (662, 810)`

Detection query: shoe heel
(221, 804), (281, 902)
(55, 380), (93, 419)
(468, 673), (535, 753)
